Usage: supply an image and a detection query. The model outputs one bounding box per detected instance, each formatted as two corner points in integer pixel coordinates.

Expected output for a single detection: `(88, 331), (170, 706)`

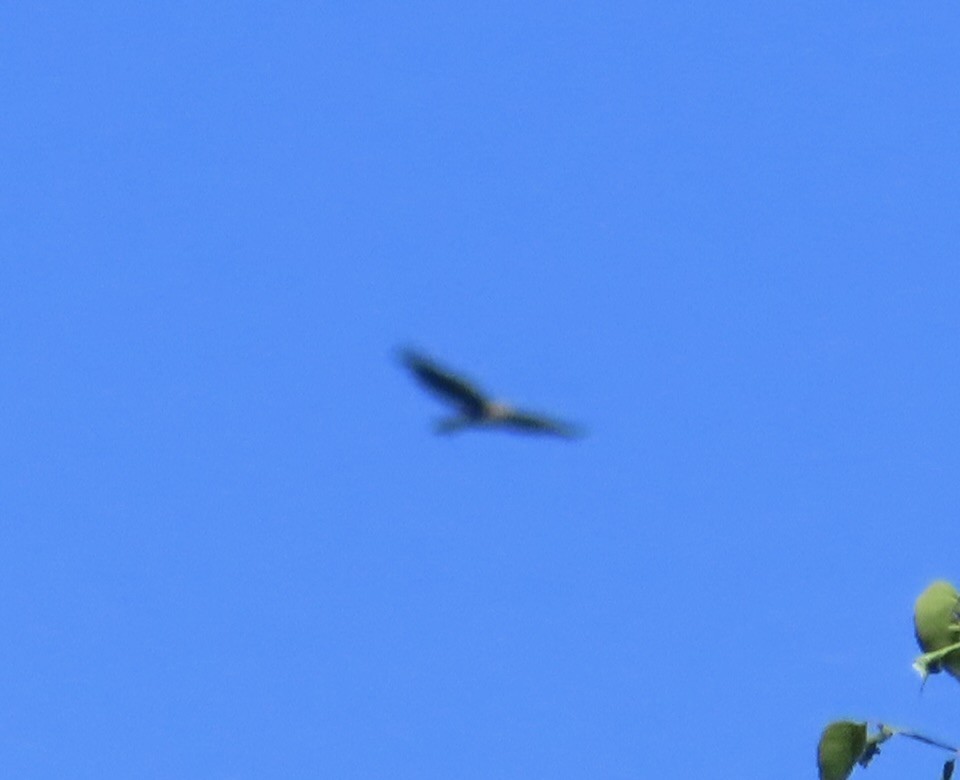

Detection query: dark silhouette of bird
(399, 348), (583, 439)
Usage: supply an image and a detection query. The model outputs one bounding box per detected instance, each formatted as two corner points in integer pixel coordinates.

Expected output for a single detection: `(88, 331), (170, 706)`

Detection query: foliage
(816, 721), (870, 780)
(913, 580), (960, 683)
(817, 580), (960, 780)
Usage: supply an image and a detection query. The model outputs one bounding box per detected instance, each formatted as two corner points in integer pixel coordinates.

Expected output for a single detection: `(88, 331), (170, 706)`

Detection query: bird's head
(484, 401), (514, 421)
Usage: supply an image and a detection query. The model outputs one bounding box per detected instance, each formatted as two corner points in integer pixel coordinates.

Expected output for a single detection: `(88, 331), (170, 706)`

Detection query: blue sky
(3, 3), (960, 778)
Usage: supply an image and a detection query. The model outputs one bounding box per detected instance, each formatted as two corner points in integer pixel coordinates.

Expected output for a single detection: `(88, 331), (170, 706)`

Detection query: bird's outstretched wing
(502, 409), (584, 439)
(399, 349), (488, 416)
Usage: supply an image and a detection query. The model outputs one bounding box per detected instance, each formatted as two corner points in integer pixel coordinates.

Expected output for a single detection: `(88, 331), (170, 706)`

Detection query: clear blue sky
(3, 4), (959, 778)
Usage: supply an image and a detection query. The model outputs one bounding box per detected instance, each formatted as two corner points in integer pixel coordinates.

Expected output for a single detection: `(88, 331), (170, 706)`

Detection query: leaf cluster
(816, 580), (960, 780)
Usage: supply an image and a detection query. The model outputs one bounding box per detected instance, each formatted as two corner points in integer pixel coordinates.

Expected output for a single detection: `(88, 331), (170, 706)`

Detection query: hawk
(399, 348), (583, 439)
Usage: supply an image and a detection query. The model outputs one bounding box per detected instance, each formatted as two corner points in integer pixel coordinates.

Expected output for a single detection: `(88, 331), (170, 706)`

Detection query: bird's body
(399, 349), (582, 439)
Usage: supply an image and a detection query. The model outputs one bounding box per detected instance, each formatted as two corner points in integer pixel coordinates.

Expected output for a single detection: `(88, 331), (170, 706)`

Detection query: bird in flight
(399, 348), (583, 439)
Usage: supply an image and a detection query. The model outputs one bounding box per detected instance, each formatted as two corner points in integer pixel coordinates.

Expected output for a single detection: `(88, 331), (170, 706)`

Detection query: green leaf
(913, 580), (960, 682)
(818, 721), (868, 780)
